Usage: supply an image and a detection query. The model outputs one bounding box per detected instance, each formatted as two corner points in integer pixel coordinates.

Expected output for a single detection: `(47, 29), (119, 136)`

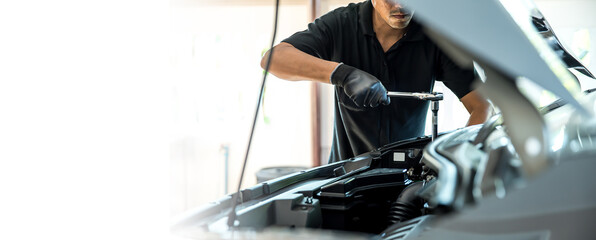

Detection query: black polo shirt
(282, 0), (476, 163)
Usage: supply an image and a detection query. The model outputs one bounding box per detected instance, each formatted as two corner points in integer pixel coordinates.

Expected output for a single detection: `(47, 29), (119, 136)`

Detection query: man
(261, 0), (491, 163)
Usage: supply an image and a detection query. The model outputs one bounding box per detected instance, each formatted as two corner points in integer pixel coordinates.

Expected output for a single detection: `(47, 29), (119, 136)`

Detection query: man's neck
(373, 11), (407, 38)
(372, 11), (407, 52)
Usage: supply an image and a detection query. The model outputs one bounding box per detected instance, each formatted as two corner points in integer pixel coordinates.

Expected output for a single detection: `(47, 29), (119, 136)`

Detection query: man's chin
(387, 16), (412, 29)
(390, 21), (410, 29)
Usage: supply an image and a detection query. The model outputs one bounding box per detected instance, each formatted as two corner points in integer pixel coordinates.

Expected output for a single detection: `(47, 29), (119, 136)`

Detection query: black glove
(330, 63), (390, 107)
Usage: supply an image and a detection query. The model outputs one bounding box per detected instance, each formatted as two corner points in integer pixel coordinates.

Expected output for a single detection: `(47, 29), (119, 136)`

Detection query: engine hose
(388, 181), (424, 225)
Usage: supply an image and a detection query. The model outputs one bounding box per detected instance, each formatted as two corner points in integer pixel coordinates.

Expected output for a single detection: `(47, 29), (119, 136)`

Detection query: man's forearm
(466, 108), (491, 126)
(260, 42), (338, 84)
(461, 90), (492, 126)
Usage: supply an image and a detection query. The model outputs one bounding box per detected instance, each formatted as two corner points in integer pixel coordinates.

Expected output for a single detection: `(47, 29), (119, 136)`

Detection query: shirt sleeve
(281, 11), (340, 60)
(435, 50), (477, 99)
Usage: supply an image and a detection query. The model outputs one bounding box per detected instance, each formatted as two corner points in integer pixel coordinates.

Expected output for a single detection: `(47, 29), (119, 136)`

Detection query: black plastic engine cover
(317, 168), (410, 233)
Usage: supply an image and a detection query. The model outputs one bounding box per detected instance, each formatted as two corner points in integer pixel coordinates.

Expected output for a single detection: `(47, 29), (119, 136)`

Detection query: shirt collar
(359, 0), (425, 42)
(359, 0), (375, 36)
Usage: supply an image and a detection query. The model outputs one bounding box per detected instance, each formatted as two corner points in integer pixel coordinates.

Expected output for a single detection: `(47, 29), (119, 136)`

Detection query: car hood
(403, 0), (592, 116)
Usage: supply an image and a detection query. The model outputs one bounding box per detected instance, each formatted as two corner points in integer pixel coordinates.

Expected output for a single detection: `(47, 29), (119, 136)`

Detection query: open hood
(402, 0), (592, 116)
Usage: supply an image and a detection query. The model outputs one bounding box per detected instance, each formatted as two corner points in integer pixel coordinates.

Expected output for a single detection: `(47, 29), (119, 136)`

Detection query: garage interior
(168, 0), (596, 218)
(2, 0), (595, 239)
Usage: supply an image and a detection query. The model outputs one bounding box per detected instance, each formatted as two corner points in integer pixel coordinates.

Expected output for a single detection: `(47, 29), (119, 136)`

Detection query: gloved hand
(330, 63), (391, 107)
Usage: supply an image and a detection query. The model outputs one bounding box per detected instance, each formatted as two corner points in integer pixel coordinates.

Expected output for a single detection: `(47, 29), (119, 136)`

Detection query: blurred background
(0, 0), (594, 239)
